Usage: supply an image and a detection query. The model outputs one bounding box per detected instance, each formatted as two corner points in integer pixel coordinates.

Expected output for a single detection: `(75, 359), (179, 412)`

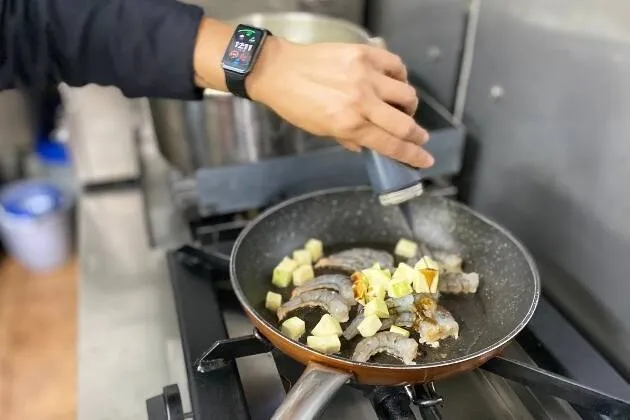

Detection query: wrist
(245, 36), (287, 103)
(193, 18), (233, 91)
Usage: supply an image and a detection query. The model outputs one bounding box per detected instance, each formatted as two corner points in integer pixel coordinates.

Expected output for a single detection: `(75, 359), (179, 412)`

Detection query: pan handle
(271, 362), (352, 420)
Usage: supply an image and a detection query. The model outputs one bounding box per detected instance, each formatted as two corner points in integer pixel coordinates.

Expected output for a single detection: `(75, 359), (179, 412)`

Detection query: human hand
(246, 37), (434, 168)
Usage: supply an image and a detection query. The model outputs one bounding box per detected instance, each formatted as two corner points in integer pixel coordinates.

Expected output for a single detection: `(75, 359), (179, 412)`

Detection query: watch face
(222, 25), (265, 74)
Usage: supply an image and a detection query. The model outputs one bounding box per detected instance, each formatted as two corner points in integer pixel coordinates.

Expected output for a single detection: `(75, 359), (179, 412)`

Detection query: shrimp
(342, 306), (365, 340)
(291, 274), (355, 305)
(342, 307), (394, 340)
(439, 272), (480, 294)
(343, 294), (435, 341)
(277, 290), (350, 322)
(432, 251), (464, 273)
(417, 307), (459, 348)
(391, 312), (416, 328)
(352, 332), (418, 365)
(315, 248), (394, 274)
(408, 251), (464, 274)
(386, 293), (439, 318)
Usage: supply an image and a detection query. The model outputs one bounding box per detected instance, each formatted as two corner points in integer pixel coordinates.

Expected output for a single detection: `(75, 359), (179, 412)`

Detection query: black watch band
(225, 71), (250, 99)
(222, 27), (272, 100)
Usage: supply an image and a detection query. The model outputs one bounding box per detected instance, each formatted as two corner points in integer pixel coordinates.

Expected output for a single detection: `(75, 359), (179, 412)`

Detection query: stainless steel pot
(151, 12), (379, 174)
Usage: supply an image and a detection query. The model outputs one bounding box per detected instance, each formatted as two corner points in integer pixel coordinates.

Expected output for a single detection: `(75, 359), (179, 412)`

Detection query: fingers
(339, 140), (361, 153)
(365, 47), (408, 82)
(363, 94), (429, 146)
(358, 124), (434, 168)
(370, 71), (419, 115)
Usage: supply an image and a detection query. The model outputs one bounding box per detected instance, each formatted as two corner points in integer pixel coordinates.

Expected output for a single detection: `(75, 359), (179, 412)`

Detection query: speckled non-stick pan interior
(230, 187), (540, 367)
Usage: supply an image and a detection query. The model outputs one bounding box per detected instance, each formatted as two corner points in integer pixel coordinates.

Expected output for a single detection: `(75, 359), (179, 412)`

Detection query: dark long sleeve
(0, 0), (205, 99)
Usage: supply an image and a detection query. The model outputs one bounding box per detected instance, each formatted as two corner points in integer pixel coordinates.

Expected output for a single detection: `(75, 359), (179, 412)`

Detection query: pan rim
(229, 186), (541, 371)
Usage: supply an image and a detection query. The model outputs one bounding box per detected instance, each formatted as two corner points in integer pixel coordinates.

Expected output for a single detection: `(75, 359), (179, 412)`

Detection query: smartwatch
(221, 24), (273, 99)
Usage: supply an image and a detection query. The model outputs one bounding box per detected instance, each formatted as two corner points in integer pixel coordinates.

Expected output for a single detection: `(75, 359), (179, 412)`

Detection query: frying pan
(229, 186), (540, 419)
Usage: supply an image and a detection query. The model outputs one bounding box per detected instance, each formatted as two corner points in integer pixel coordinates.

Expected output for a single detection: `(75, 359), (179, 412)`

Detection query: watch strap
(226, 72), (249, 99)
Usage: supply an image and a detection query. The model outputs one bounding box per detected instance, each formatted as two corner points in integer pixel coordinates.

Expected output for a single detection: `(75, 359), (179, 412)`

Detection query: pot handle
(271, 362), (352, 420)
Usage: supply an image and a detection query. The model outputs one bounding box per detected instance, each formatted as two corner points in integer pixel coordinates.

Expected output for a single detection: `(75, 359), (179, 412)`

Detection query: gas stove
(146, 209), (630, 420)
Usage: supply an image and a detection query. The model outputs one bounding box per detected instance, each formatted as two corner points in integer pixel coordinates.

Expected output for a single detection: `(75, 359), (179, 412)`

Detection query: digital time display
(222, 26), (265, 74)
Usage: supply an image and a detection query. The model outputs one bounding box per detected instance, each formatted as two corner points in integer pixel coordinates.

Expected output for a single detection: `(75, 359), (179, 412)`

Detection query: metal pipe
(453, 0), (481, 124)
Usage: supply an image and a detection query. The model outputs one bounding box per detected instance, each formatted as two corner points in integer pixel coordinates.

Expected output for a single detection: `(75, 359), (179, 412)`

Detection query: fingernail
(416, 126), (430, 144)
(425, 153), (435, 167)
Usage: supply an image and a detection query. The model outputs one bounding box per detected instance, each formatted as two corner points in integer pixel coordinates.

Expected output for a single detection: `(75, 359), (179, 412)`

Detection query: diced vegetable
(272, 257), (299, 287)
(367, 282), (387, 301)
(391, 263), (420, 285)
(387, 278), (414, 298)
(362, 268), (389, 302)
(305, 238), (324, 261)
(281, 317), (305, 341)
(420, 269), (440, 293)
(311, 314), (343, 336)
(351, 271), (369, 305)
(439, 254), (463, 273)
(292, 264), (315, 286)
(414, 257), (440, 293)
(389, 325), (411, 337)
(394, 238), (418, 259)
(292, 249), (312, 266)
(307, 335), (341, 354)
(364, 299), (390, 318)
(412, 273), (430, 293)
(415, 256), (440, 271)
(363, 268), (390, 287)
(357, 315), (383, 337)
(265, 291), (282, 311)
(371, 262), (382, 270)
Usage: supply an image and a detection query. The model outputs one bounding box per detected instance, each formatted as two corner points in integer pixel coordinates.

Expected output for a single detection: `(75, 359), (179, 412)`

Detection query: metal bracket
(404, 382), (444, 408)
(195, 330), (273, 373)
(481, 356), (630, 417)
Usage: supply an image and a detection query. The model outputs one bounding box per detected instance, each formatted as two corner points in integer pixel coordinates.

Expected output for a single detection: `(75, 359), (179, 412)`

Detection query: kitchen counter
(77, 98), (192, 420)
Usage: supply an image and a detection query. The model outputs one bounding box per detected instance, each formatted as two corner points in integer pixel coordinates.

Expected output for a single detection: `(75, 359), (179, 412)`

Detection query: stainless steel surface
(61, 84), (141, 185)
(183, 90), (289, 167)
(236, 12), (370, 43)
(367, 0), (468, 109)
(458, 0), (630, 379)
(78, 98), (191, 420)
(182, 0), (365, 24)
(152, 13), (374, 174)
(271, 363), (352, 420)
(378, 182), (424, 206)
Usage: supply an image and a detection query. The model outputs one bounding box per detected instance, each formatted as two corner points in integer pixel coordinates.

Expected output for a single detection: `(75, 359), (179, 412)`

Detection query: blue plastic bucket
(0, 180), (72, 272)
